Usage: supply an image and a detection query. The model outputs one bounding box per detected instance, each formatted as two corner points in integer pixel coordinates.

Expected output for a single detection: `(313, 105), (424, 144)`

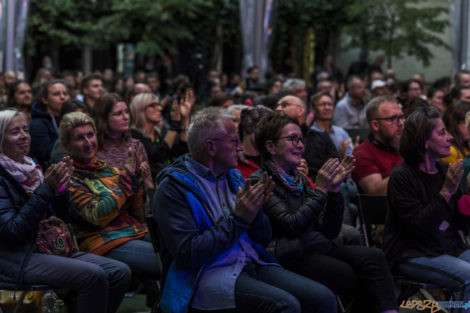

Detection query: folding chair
(356, 193), (452, 310)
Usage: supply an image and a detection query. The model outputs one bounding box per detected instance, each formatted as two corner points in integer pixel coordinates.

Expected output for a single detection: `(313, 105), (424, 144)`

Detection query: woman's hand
(297, 158), (309, 177)
(170, 99), (181, 122)
(140, 161), (154, 189)
(45, 158), (74, 190)
(314, 158), (341, 194)
(123, 148), (137, 176)
(330, 155), (356, 192)
(441, 160), (464, 202)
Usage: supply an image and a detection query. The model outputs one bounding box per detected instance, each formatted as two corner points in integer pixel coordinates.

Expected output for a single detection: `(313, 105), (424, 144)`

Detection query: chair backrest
(345, 128), (370, 143)
(146, 215), (163, 271)
(356, 193), (389, 247)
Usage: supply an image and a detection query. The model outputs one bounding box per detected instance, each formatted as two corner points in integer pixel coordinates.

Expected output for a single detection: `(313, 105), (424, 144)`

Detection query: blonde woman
(130, 92), (191, 178)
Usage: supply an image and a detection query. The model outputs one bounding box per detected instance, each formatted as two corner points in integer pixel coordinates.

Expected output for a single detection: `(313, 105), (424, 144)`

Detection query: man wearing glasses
(352, 95), (404, 195)
(153, 107), (337, 313)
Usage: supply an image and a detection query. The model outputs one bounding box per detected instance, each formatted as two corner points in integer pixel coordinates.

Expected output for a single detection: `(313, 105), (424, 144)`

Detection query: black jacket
(384, 162), (470, 270)
(0, 165), (70, 288)
(249, 164), (344, 261)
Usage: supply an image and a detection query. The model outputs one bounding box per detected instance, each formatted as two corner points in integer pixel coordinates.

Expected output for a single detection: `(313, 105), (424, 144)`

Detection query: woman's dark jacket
(249, 164), (344, 260)
(0, 165), (70, 288)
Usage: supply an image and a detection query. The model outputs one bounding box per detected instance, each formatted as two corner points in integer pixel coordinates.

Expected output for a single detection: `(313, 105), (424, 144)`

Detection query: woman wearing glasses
(129, 93), (190, 179)
(250, 113), (398, 313)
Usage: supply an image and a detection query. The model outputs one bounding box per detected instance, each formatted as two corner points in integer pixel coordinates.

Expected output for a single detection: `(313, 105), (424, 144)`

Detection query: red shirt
(352, 138), (402, 183)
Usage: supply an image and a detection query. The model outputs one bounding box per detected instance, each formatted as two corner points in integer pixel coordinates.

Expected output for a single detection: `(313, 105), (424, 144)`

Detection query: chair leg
(12, 291), (27, 313)
(336, 295), (346, 313)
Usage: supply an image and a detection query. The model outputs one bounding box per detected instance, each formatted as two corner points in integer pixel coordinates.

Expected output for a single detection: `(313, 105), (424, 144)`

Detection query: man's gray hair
(187, 107), (233, 159)
(282, 78), (306, 93)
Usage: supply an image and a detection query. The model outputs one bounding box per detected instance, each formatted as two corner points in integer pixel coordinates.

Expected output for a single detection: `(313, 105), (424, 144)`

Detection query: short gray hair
(0, 109), (26, 152)
(187, 107), (233, 159)
(282, 78), (306, 93)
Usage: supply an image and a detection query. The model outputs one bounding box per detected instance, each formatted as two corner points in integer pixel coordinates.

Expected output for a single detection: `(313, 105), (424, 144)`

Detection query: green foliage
(343, 0), (450, 67)
(25, 0), (211, 57)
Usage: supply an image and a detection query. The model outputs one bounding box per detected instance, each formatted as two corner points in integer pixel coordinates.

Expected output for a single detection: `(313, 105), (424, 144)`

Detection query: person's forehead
(378, 101), (401, 114)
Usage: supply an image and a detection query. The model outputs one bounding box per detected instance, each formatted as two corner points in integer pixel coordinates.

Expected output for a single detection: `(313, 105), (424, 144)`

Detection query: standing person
(130, 93), (189, 179)
(6, 80), (34, 122)
(81, 74), (105, 110)
(385, 106), (470, 311)
(333, 75), (368, 129)
(0, 109), (131, 313)
(29, 79), (71, 169)
(250, 113), (398, 313)
(153, 107), (337, 313)
(94, 93), (153, 188)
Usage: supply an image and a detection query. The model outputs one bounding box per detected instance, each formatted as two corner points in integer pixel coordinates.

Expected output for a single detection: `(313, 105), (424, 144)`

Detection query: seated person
(153, 107), (337, 313)
(58, 112), (160, 309)
(250, 113), (397, 313)
(94, 93), (153, 189)
(385, 106), (470, 306)
(0, 109), (130, 313)
(130, 93), (189, 179)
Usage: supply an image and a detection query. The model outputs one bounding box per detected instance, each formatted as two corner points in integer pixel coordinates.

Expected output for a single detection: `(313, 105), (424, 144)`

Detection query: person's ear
(41, 97), (48, 105)
(371, 120), (379, 132)
(206, 140), (217, 157)
(265, 140), (276, 155)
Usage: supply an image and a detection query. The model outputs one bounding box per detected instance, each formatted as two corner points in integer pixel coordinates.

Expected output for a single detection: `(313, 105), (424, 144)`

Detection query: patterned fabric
(69, 156), (147, 255)
(97, 137), (153, 187)
(265, 161), (303, 196)
(0, 153), (44, 194)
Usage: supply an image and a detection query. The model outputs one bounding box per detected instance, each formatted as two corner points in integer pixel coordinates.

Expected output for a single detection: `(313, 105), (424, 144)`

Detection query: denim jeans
(23, 252), (131, 313)
(190, 264), (337, 313)
(103, 234), (160, 278)
(397, 249), (470, 313)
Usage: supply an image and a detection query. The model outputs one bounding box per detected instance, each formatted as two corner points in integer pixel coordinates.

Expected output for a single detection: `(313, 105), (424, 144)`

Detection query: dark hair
(311, 91), (333, 109)
(247, 66), (259, 74)
(255, 113), (299, 162)
(442, 100), (470, 156)
(81, 73), (103, 92)
(6, 80), (31, 108)
(266, 78), (282, 93)
(60, 99), (89, 118)
(146, 72), (160, 81)
(39, 79), (70, 103)
(92, 93), (130, 147)
(400, 106), (441, 166)
(454, 69), (470, 87)
(427, 87), (444, 100)
(402, 79), (423, 94)
(396, 94), (428, 118)
(239, 105), (273, 140)
(209, 92), (232, 107)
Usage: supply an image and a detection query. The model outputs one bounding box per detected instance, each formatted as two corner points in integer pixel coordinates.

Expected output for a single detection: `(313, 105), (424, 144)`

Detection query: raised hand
(339, 139), (352, 160)
(331, 155), (356, 192)
(235, 174), (273, 224)
(441, 160), (464, 201)
(124, 147), (137, 176)
(315, 158), (341, 194)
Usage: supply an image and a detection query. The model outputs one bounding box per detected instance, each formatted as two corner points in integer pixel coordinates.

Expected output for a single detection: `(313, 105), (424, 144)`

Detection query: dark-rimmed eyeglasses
(277, 135), (305, 147)
(374, 114), (405, 124)
(209, 137), (241, 147)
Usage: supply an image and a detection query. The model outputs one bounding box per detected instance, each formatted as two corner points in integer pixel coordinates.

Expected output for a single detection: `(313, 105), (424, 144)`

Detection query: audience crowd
(2, 52), (470, 313)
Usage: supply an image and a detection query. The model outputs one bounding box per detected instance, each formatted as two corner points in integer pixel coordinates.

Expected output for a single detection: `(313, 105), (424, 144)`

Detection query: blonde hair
(130, 93), (159, 138)
(59, 112), (96, 149)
